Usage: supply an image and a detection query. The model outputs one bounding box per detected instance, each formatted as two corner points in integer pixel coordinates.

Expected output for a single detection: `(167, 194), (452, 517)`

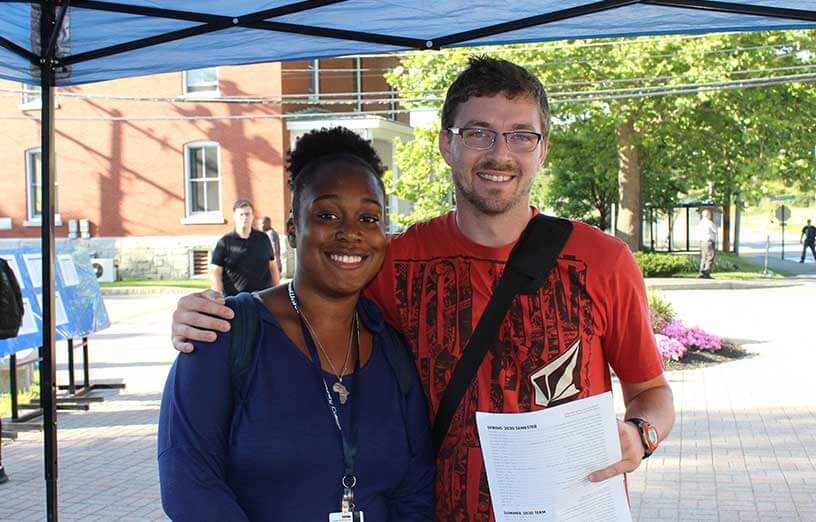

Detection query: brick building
(0, 57), (413, 279)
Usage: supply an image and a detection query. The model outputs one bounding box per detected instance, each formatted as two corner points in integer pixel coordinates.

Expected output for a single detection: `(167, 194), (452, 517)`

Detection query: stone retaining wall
(0, 234), (295, 280)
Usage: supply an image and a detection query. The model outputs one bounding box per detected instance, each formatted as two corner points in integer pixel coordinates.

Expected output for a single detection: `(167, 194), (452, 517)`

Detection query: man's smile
(477, 171), (515, 184)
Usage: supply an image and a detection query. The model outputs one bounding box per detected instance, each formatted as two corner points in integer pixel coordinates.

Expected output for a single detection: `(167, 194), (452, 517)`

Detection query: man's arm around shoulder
(171, 288), (234, 353)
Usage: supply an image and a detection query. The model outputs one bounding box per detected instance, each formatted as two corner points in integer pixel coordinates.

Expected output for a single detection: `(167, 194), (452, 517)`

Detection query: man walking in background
(259, 216), (282, 275)
(698, 207), (718, 279)
(210, 199), (280, 296)
(800, 219), (816, 263)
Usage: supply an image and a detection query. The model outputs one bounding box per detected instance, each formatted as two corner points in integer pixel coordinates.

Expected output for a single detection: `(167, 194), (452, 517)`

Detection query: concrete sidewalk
(1, 285), (815, 521)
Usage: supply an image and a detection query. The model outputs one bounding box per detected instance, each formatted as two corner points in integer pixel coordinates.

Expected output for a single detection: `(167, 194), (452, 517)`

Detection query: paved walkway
(1, 283), (815, 521)
(625, 281), (816, 521)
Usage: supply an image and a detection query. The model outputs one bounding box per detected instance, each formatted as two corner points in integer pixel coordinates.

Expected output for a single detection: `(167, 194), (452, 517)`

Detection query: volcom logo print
(530, 339), (583, 407)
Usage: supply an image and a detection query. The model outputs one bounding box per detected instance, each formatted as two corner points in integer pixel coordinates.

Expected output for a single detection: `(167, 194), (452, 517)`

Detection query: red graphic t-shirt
(365, 211), (663, 521)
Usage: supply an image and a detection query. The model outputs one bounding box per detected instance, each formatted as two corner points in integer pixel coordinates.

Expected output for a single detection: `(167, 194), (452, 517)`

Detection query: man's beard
(452, 161), (532, 216)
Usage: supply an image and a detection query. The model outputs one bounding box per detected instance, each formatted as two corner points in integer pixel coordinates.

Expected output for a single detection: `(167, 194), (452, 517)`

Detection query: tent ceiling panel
(61, 27), (406, 85)
(463, 4), (816, 47)
(0, 0), (815, 85)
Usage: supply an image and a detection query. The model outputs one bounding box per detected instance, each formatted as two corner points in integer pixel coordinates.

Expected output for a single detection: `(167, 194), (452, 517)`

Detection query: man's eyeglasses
(448, 127), (543, 153)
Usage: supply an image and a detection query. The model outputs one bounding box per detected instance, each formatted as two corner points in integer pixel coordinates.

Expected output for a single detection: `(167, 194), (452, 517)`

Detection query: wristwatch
(626, 417), (659, 459)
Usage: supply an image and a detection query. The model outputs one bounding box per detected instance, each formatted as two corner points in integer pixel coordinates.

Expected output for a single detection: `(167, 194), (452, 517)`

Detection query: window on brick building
(192, 249), (210, 276)
(184, 142), (221, 217)
(25, 148), (60, 223)
(21, 83), (41, 108)
(183, 68), (219, 96)
(307, 59), (320, 101)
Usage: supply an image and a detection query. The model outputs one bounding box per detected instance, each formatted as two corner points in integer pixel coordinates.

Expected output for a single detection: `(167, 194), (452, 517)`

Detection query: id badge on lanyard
(328, 476), (364, 521)
(289, 284), (365, 522)
(329, 512), (364, 522)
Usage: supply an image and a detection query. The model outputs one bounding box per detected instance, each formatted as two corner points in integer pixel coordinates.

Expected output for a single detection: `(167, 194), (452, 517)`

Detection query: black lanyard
(297, 316), (361, 481)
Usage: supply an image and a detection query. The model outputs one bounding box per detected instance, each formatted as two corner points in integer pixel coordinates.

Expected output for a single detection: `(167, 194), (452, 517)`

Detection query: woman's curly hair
(287, 127), (386, 217)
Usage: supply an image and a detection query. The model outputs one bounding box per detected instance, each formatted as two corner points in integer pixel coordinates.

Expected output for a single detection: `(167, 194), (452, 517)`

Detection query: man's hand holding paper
(587, 419), (646, 483)
(476, 392), (632, 522)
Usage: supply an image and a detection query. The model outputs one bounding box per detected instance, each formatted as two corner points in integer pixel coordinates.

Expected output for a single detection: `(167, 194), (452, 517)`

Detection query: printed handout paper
(58, 254), (80, 286)
(23, 254), (42, 288)
(36, 291), (70, 326)
(476, 392), (631, 522)
(19, 298), (38, 336)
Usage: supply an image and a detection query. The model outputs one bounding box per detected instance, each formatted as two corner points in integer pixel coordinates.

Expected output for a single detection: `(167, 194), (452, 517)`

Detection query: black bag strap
(431, 214), (573, 453)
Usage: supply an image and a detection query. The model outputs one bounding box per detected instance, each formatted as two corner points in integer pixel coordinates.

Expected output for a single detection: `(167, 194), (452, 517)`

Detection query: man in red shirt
(171, 57), (674, 521)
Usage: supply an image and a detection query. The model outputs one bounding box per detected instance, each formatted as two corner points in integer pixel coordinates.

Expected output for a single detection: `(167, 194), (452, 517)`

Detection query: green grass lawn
(100, 278), (210, 289)
(671, 252), (792, 279)
(0, 382), (39, 418)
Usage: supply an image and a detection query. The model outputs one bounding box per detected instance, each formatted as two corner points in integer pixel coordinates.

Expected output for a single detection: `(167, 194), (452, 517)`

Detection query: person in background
(0, 424), (6, 484)
(209, 199), (280, 296)
(159, 127), (434, 521)
(800, 219), (816, 263)
(698, 207), (718, 279)
(0, 256), (24, 485)
(259, 216), (283, 275)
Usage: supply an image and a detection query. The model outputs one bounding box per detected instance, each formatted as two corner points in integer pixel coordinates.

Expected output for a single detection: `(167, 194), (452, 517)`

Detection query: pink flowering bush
(648, 291), (723, 362)
(660, 320), (722, 352)
(655, 334), (687, 361)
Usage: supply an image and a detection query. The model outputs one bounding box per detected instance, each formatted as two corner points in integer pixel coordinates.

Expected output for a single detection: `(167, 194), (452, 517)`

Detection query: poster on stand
(0, 245), (110, 357)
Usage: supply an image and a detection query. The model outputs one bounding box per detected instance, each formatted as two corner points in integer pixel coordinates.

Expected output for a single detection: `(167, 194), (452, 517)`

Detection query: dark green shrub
(633, 252), (692, 277)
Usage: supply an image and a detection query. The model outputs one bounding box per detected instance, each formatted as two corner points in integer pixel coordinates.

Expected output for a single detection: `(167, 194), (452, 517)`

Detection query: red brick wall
(0, 56), (402, 241)
(0, 62), (288, 239)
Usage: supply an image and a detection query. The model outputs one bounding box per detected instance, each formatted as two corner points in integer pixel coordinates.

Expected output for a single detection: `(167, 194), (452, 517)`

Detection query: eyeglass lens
(461, 128), (539, 152)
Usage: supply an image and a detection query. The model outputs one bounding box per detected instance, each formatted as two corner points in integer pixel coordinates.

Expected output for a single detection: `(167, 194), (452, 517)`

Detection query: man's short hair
(441, 56), (551, 138)
(233, 199), (253, 211)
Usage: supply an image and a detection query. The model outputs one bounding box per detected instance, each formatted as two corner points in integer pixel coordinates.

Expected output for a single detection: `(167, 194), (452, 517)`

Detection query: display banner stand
(4, 351), (45, 432)
(57, 336), (125, 397)
(3, 337), (125, 436)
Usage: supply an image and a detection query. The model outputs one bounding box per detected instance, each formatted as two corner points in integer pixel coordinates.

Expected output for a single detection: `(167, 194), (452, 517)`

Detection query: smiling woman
(286, 130), (388, 298)
(158, 127), (434, 521)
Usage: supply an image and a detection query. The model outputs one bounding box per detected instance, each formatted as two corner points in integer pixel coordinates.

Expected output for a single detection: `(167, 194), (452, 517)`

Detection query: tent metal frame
(3, 0), (816, 69)
(0, 0), (814, 520)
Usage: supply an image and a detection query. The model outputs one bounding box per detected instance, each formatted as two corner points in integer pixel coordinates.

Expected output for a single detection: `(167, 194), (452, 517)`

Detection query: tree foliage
(385, 31), (816, 237)
(386, 125), (453, 227)
(544, 116), (618, 229)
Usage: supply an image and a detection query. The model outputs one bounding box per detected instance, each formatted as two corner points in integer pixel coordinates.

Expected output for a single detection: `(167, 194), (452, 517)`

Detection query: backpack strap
(379, 325), (416, 398)
(225, 292), (260, 398)
(431, 214), (573, 454)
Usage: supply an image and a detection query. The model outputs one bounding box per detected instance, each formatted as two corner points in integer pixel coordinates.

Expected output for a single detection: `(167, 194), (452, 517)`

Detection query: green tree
(386, 125), (453, 227)
(386, 31), (816, 247)
(545, 116), (618, 230)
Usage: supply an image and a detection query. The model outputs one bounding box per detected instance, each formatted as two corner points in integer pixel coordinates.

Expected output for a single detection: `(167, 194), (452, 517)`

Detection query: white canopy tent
(1, 2), (815, 519)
